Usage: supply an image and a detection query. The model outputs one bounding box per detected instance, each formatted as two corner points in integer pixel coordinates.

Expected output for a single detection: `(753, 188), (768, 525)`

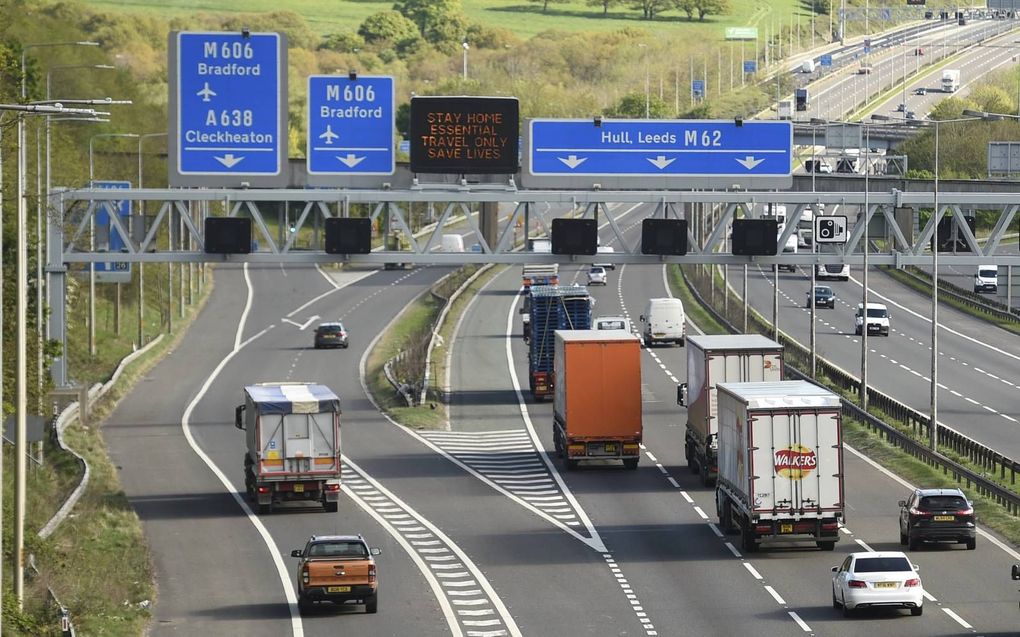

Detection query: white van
(639, 298), (686, 347)
(441, 234), (465, 252)
(974, 265), (998, 293)
(778, 235), (798, 272)
(854, 302), (890, 336)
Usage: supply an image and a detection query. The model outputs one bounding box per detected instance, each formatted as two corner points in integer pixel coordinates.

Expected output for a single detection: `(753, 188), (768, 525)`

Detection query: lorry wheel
(699, 463), (712, 487)
(554, 430), (563, 458)
(623, 458), (639, 470)
(899, 529), (908, 546)
(365, 593), (378, 614)
(565, 459), (579, 471)
(719, 503), (732, 533)
(741, 517), (758, 553)
(817, 541), (836, 551)
(258, 503), (273, 515)
(324, 501), (338, 513)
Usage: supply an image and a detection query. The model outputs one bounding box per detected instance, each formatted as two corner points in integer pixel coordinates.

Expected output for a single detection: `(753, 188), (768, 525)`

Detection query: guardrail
(681, 266), (1020, 515)
(898, 265), (1020, 323)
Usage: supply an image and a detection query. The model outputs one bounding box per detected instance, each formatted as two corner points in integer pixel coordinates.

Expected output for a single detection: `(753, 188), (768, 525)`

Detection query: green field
(82, 0), (819, 41)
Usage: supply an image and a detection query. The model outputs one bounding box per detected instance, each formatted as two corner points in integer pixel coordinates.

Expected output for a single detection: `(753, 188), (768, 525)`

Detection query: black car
(899, 488), (976, 550)
(314, 322), (349, 349)
(806, 285), (835, 309)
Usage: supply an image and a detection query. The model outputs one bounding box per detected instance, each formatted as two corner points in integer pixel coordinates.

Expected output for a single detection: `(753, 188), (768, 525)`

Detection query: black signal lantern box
(325, 217), (372, 254)
(551, 218), (598, 255)
(204, 217), (252, 254)
(731, 219), (779, 256)
(641, 218), (688, 255)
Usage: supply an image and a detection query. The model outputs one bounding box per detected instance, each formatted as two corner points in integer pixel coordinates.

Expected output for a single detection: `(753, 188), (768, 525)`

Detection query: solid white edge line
(285, 269), (376, 318)
(356, 284), (522, 637)
(504, 286), (608, 553)
(315, 263), (341, 289)
(764, 585), (786, 605)
(234, 263), (253, 351)
(788, 611), (811, 632)
(941, 607), (974, 629)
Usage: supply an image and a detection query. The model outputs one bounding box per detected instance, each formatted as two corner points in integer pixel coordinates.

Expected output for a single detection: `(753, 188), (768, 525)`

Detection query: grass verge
(668, 263), (1020, 548)
(2, 268), (213, 635)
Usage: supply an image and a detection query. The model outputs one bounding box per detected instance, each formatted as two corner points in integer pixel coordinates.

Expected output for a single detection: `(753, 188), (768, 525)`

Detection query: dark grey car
(806, 285), (835, 309)
(314, 322), (349, 349)
(899, 488), (976, 550)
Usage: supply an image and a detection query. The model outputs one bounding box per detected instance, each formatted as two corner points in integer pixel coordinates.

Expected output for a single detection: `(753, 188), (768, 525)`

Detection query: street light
(808, 117), (827, 377)
(638, 43), (650, 118)
(138, 132), (168, 348)
(12, 38), (100, 613)
(462, 40), (469, 80)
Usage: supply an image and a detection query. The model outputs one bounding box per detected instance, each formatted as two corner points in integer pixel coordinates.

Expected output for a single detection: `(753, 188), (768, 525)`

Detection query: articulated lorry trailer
(528, 285), (592, 400)
(236, 383), (342, 514)
(715, 380), (845, 552)
(678, 335), (784, 487)
(553, 330), (642, 470)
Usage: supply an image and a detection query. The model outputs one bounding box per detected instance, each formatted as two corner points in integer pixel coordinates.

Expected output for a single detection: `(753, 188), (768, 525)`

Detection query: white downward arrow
(337, 154), (366, 168)
(557, 155), (587, 169)
(736, 156), (765, 170)
(214, 154), (244, 168)
(281, 314), (320, 331)
(647, 155), (676, 169)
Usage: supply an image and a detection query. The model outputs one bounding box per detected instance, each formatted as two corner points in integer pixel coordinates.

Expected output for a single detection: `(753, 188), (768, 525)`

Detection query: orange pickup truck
(291, 534), (380, 613)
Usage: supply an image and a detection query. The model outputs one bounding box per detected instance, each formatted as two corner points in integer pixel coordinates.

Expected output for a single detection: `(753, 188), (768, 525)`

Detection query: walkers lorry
(715, 380), (845, 552)
(942, 69), (960, 93)
(677, 335), (784, 486)
(528, 285), (592, 400)
(553, 330), (642, 470)
(522, 264), (559, 290)
(236, 383), (342, 514)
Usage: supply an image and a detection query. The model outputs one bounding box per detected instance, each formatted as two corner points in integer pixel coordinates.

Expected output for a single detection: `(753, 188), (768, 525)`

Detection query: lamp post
(638, 43), (650, 118)
(809, 118), (827, 377)
(13, 39), (99, 611)
(88, 132), (140, 355)
(462, 40), (469, 80)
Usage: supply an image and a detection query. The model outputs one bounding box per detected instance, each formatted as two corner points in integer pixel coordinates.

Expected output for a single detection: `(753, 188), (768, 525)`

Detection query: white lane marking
(848, 272), (1020, 365)
(285, 269), (376, 318)
(693, 506), (709, 520)
(788, 611), (811, 632)
(666, 477), (680, 488)
(234, 263), (254, 351)
(942, 607), (974, 629)
(854, 538), (874, 552)
(764, 585), (786, 605)
(708, 523), (724, 538)
(743, 563), (763, 580)
(602, 553), (658, 636)
(724, 542), (741, 558)
(679, 491), (694, 504)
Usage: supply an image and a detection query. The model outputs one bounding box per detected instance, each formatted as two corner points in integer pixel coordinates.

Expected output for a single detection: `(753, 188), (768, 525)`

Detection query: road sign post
(524, 118), (792, 189)
(91, 181), (132, 283)
(169, 31), (288, 187)
(307, 75), (394, 186)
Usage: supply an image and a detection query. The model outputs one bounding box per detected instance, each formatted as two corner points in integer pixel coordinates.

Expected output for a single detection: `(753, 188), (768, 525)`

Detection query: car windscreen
(597, 320), (626, 330)
(318, 325), (343, 334)
(308, 542), (367, 558)
(853, 557), (912, 573)
(866, 308), (888, 318)
(815, 287), (832, 295)
(978, 268), (997, 278)
(824, 265), (844, 273)
(919, 495), (968, 510)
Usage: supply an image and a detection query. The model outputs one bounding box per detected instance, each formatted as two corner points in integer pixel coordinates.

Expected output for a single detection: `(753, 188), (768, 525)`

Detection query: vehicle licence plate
(293, 484), (304, 493)
(934, 515), (954, 522)
(605, 444), (616, 453)
(875, 582), (898, 589)
(327, 586), (350, 593)
(780, 523), (794, 534)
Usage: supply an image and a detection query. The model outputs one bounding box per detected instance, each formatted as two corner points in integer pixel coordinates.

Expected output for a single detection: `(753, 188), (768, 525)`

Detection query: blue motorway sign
(528, 119), (792, 178)
(692, 80), (705, 97)
(399, 140), (410, 154)
(307, 75), (394, 175)
(743, 60), (757, 74)
(820, 54), (833, 67)
(92, 181), (132, 283)
(174, 31), (284, 181)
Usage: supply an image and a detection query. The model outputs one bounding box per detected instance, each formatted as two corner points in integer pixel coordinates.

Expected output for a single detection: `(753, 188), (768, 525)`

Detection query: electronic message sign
(409, 96), (519, 174)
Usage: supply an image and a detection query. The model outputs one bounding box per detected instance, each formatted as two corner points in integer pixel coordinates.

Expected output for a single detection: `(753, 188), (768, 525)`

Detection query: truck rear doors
(258, 411), (339, 477)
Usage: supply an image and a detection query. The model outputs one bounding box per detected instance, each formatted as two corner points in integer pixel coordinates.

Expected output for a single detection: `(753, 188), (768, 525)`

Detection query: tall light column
(14, 38), (99, 610)
(931, 120), (939, 451)
(462, 40), (469, 80)
(138, 132), (167, 348)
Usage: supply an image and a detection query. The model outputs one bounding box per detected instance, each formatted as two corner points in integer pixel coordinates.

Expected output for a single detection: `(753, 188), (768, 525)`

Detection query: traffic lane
(709, 449), (1020, 636)
(754, 265), (1020, 455)
(449, 265), (526, 433)
(235, 263), (336, 339)
(103, 265), (297, 636)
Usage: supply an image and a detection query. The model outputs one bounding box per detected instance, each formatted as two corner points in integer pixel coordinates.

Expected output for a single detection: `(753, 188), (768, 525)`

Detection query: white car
(587, 266), (607, 286)
(855, 302), (890, 336)
(594, 315), (633, 333)
(832, 551), (923, 617)
(974, 264), (998, 293)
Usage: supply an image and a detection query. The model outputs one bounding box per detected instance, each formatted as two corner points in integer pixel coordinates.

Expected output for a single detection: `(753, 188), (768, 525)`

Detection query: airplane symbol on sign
(196, 82), (217, 102)
(319, 125), (339, 144)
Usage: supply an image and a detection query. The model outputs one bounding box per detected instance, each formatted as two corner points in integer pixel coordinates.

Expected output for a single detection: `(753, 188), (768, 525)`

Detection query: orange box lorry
(553, 330), (642, 470)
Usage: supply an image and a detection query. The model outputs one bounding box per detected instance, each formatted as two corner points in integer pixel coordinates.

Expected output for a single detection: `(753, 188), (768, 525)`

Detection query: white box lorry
(715, 380), (845, 552)
(778, 100), (793, 120)
(942, 69), (960, 93)
(236, 383), (342, 514)
(678, 335), (784, 486)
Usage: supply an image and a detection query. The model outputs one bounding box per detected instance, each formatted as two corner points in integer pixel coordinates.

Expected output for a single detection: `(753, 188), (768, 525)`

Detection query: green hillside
(82, 0), (815, 40)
